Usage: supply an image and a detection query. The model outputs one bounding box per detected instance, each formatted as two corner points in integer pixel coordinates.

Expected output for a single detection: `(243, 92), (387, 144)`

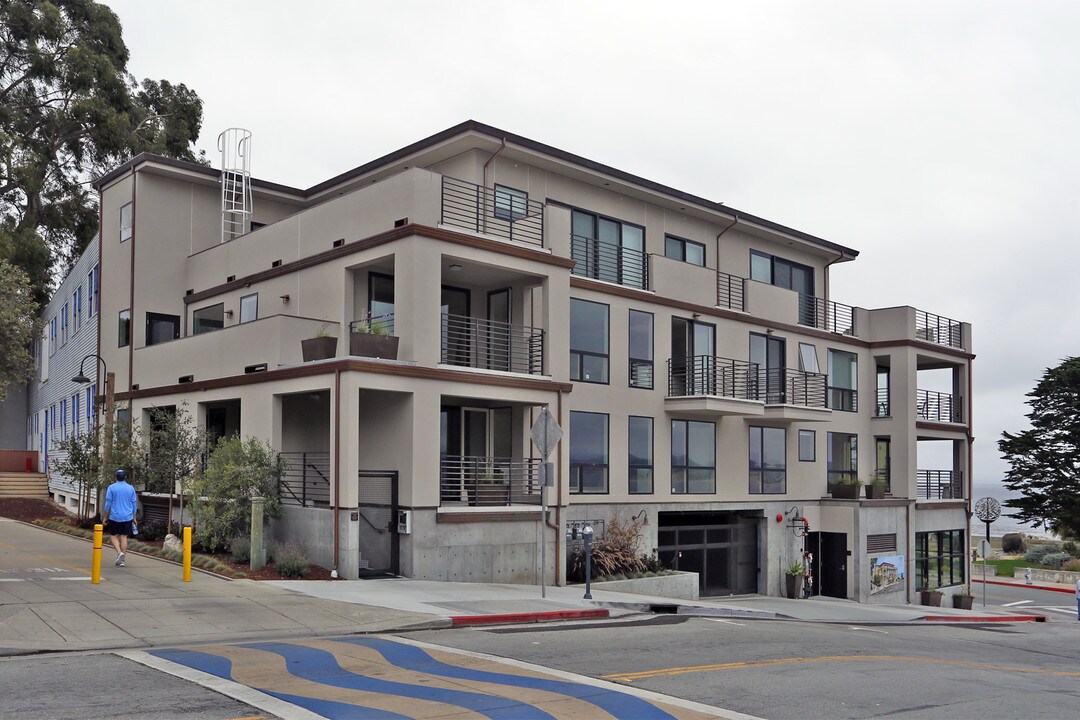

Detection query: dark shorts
(107, 519), (133, 537)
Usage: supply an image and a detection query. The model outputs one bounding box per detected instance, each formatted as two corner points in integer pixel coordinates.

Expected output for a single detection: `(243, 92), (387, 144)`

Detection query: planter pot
(301, 336), (337, 362)
(350, 332), (399, 359)
(919, 589), (943, 606)
(864, 484), (886, 499)
(831, 484), (861, 500)
(952, 594), (974, 610)
(785, 573), (805, 599)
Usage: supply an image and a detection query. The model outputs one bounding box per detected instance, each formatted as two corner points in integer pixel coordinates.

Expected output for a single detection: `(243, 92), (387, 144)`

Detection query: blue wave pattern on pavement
(334, 636), (679, 720)
(240, 641), (556, 720)
(148, 648), (410, 720)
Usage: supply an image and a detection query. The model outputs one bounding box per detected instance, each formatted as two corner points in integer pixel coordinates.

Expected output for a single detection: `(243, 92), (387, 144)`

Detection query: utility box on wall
(397, 509), (412, 535)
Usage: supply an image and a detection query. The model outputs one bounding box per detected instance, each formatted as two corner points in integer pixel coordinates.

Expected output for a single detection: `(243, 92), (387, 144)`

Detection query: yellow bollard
(92, 524), (103, 584)
(182, 526), (192, 582)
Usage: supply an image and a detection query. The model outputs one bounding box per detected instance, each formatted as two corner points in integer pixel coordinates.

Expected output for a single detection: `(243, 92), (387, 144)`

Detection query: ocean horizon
(970, 482), (1054, 539)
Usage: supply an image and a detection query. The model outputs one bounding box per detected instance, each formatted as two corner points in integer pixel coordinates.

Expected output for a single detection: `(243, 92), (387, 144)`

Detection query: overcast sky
(102, 0), (1080, 489)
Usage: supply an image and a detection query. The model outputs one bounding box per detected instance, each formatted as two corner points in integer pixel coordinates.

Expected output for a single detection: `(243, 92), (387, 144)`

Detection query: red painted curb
(923, 615), (1046, 623)
(450, 608), (609, 627)
(973, 579), (1075, 594)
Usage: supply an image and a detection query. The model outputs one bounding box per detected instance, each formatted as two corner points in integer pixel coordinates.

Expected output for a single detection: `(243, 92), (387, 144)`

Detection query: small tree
(144, 403), (205, 530)
(52, 431), (100, 521)
(189, 436), (285, 552)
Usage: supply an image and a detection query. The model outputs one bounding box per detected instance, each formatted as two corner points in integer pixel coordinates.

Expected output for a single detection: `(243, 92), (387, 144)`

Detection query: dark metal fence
(716, 271), (745, 311)
(570, 234), (649, 290)
(667, 356), (760, 399)
(915, 310), (964, 349)
(349, 311), (395, 336)
(441, 314), (544, 374)
(768, 368), (828, 407)
(917, 389), (962, 423)
(439, 455), (542, 507)
(278, 452), (330, 506)
(876, 387), (890, 417)
(800, 296), (857, 335)
(917, 469), (963, 499)
(828, 385), (859, 412)
(441, 176), (545, 247)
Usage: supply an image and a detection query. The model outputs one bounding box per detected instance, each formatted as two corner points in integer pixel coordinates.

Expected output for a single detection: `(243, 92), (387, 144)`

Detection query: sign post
(531, 406), (562, 598)
(974, 499), (1001, 609)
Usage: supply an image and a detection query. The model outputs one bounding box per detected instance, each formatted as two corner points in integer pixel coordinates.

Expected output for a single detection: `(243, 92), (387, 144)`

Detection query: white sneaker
(115, 552), (125, 567)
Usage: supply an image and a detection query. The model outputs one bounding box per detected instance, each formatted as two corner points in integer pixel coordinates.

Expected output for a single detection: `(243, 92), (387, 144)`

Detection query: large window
(750, 250), (815, 325)
(118, 309), (130, 347)
(193, 303), (224, 335)
(570, 298), (608, 383)
(671, 419), (715, 494)
(749, 426), (786, 493)
(240, 293), (258, 323)
(49, 316), (57, 355)
(570, 411), (608, 494)
(799, 429), (816, 462)
(828, 349), (858, 411)
(146, 312), (180, 346)
(571, 208), (646, 289)
(827, 432), (858, 488)
(493, 184), (528, 221)
(120, 202), (133, 242)
(73, 287), (82, 334)
(915, 530), (966, 590)
(87, 265), (99, 317)
(369, 272), (395, 321)
(628, 310), (653, 389)
(61, 303), (68, 346)
(628, 416), (653, 494)
(665, 235), (705, 266)
(875, 437), (891, 492)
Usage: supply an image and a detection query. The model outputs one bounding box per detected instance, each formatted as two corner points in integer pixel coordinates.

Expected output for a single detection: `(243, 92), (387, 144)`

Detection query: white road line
(706, 618), (746, 626)
(1002, 600), (1033, 607)
(1034, 606), (1076, 616)
(848, 626), (889, 634)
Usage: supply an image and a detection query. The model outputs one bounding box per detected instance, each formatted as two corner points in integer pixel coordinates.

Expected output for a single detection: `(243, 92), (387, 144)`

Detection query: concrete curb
(450, 608), (609, 627)
(922, 614), (1047, 623)
(973, 578), (1075, 594)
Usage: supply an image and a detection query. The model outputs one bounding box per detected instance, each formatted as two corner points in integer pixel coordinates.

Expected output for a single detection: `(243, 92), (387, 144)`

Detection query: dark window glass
(827, 432), (858, 489)
(146, 312), (180, 346)
(118, 309), (130, 347)
(570, 208), (646, 289)
(570, 411), (608, 494)
(369, 273), (394, 321)
(828, 349), (858, 411)
(494, 184), (528, 221)
(628, 416), (653, 494)
(915, 530), (966, 590)
(749, 426), (787, 493)
(664, 235), (705, 266)
(671, 419), (715, 494)
(628, 310), (653, 389)
(570, 298), (609, 383)
(799, 429), (816, 462)
(193, 304), (225, 335)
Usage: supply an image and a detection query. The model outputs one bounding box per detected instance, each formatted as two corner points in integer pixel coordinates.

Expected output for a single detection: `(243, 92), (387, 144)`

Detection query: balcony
(799, 296), (857, 336)
(917, 389), (963, 424)
(916, 310), (964, 349)
(441, 314), (544, 375)
(439, 455), (542, 507)
(665, 356), (765, 417)
(440, 176), (545, 247)
(571, 235), (649, 290)
(875, 388), (890, 417)
(917, 470), (963, 500)
(761, 368), (831, 422)
(716, 270), (746, 311)
(278, 452), (330, 507)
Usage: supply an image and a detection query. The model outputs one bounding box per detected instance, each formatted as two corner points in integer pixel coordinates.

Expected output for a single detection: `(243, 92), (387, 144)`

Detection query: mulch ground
(0, 497), (334, 581)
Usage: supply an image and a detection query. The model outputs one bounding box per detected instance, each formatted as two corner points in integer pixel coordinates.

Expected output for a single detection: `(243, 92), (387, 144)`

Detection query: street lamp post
(73, 355), (115, 518)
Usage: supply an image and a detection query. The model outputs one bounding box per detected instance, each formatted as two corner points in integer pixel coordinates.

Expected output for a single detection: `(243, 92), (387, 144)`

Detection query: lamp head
(72, 373), (91, 384)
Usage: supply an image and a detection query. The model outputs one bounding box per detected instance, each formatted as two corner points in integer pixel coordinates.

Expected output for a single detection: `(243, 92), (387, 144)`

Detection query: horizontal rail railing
(828, 385), (859, 412)
(439, 455), (542, 507)
(571, 234), (649, 290)
(765, 368), (828, 408)
(917, 389), (962, 423)
(917, 469), (963, 500)
(440, 176), (544, 247)
(667, 356), (760, 399)
(349, 311), (395, 336)
(278, 451), (330, 506)
(716, 271), (746, 312)
(441, 314), (544, 374)
(800, 295), (857, 335)
(915, 309), (964, 349)
(876, 387), (890, 417)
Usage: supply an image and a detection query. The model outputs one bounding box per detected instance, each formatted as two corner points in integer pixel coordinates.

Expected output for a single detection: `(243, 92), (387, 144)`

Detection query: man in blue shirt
(102, 469), (137, 567)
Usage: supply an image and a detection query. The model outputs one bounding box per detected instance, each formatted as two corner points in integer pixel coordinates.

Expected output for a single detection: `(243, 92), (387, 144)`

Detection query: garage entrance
(657, 511), (760, 596)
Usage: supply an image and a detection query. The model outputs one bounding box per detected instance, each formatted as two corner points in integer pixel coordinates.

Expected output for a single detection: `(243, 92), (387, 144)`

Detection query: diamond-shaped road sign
(531, 407), (562, 460)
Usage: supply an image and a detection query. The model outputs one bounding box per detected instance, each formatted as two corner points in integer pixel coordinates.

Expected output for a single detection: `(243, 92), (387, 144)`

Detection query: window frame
(827, 431), (858, 489)
(73, 287), (82, 334)
(915, 529), (966, 590)
(798, 429), (816, 462)
(192, 303), (225, 335)
(671, 419), (716, 494)
(628, 415), (654, 494)
(120, 202), (133, 242)
(145, 312), (180, 346)
(493, 184), (528, 221)
(749, 425), (787, 494)
(664, 234), (706, 266)
(570, 298), (609, 384)
(828, 349), (859, 412)
(60, 303), (68, 346)
(569, 411), (609, 494)
(118, 309), (130, 348)
(628, 309), (654, 389)
(239, 293), (258, 324)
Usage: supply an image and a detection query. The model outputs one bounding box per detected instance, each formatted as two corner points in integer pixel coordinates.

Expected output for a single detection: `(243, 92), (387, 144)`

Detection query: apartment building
(26, 238), (101, 512)
(91, 121), (973, 603)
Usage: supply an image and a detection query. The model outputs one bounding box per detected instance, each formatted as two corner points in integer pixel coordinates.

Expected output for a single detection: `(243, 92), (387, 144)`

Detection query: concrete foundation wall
(591, 571), (700, 600)
(273, 504), (359, 578)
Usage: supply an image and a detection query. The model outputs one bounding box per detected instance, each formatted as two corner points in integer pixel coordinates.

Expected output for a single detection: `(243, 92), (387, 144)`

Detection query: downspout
(333, 367), (341, 576)
(966, 359), (975, 590)
(481, 138), (507, 235)
(545, 390), (564, 585)
(714, 213), (739, 256)
(715, 214), (738, 307)
(128, 169), (136, 396)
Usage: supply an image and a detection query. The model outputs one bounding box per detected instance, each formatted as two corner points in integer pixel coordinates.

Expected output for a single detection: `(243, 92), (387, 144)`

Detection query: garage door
(657, 511), (759, 596)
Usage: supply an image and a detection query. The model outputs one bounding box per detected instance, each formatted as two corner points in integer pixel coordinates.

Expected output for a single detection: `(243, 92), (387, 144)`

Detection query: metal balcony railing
(571, 234), (649, 290)
(763, 368), (828, 408)
(917, 389), (963, 423)
(667, 356), (760, 399)
(828, 386), (859, 412)
(440, 176), (545, 247)
(917, 469), (963, 500)
(278, 452), (330, 506)
(876, 387), (890, 417)
(915, 310), (964, 349)
(441, 314), (544, 374)
(439, 455), (542, 507)
(716, 271), (746, 312)
(349, 311), (395, 336)
(800, 295), (857, 335)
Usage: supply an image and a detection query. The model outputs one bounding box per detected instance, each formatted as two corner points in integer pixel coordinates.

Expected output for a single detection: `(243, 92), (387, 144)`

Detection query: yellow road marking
(0, 540), (90, 575)
(602, 655), (1080, 682)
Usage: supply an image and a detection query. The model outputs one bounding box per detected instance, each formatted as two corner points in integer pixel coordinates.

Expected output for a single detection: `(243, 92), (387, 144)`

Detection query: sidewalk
(0, 518), (440, 656)
(973, 574), (1077, 594)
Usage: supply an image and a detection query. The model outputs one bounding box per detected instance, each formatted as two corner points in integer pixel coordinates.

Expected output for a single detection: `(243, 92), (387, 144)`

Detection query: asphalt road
(972, 580), (1078, 620)
(411, 613), (1080, 720)
(0, 653), (276, 720)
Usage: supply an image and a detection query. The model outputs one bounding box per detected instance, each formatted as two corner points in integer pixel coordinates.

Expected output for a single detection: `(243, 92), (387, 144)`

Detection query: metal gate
(357, 470), (399, 577)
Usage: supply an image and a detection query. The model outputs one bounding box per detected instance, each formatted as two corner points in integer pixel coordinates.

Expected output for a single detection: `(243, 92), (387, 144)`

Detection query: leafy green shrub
(230, 536), (251, 564)
(1062, 541), (1079, 557)
(275, 541), (309, 578)
(1024, 545), (1057, 564)
(1042, 552), (1074, 569)
(640, 553), (665, 573)
(137, 519), (168, 541)
(1001, 533), (1027, 554)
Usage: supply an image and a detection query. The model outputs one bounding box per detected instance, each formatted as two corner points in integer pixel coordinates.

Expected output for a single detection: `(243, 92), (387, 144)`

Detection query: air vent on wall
(131, 384), (139, 391)
(394, 217), (408, 228)
(272, 259), (282, 268)
(245, 363), (268, 374)
(178, 375), (194, 384)
(867, 533), (897, 554)
(185, 289), (194, 296)
(227, 275), (236, 283)
(333, 238), (344, 248)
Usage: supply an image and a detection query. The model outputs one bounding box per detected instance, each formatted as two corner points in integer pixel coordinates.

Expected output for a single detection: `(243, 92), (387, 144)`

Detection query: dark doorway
(357, 471), (399, 577)
(808, 531), (848, 598)
(658, 511), (759, 596)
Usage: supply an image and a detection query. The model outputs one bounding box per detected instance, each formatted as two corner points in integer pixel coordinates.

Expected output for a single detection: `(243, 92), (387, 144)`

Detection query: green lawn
(974, 557), (1050, 576)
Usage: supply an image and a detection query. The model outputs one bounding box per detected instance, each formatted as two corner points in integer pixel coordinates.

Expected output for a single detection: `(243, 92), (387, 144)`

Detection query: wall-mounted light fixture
(280, 294), (290, 304)
(224, 309), (233, 318)
(449, 264), (462, 272)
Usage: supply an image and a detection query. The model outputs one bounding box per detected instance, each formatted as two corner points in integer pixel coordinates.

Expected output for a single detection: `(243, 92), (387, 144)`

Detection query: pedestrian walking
(102, 469), (137, 567)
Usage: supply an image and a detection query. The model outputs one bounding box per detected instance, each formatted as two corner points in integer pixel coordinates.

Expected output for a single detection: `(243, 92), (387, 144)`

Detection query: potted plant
(785, 560), (805, 599)
(349, 317), (399, 359)
(301, 323), (337, 362)
(952, 588), (974, 610)
(917, 586), (943, 606)
(831, 475), (862, 500)
(864, 476), (887, 499)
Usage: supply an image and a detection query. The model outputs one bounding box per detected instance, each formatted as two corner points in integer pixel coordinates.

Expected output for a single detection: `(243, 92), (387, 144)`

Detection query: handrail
(441, 313), (544, 374)
(440, 176), (544, 247)
(570, 234), (649, 290)
(349, 311), (395, 336)
(278, 451), (330, 506)
(915, 310), (964, 349)
(667, 356), (760, 399)
(800, 295), (857, 335)
(917, 469), (963, 499)
(439, 455), (542, 507)
(917, 389), (962, 423)
(716, 271), (745, 312)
